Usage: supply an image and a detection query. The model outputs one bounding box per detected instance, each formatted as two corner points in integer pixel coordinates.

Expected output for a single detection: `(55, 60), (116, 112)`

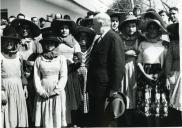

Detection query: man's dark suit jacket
(87, 29), (125, 99)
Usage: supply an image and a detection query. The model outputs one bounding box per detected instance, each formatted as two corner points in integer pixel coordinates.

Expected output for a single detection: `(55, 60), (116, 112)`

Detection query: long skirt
(34, 77), (66, 128)
(120, 59), (137, 109)
(169, 71), (182, 111)
(136, 63), (169, 118)
(2, 77), (29, 128)
(65, 71), (82, 124)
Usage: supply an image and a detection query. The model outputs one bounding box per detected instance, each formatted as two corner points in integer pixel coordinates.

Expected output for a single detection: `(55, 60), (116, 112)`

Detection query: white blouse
(137, 40), (167, 66)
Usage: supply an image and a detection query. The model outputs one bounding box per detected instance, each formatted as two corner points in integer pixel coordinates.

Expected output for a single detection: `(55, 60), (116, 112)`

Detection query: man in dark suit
(86, 12), (125, 126)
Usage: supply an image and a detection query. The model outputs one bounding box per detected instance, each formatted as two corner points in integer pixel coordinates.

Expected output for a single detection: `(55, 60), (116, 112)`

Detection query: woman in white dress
(34, 28), (68, 128)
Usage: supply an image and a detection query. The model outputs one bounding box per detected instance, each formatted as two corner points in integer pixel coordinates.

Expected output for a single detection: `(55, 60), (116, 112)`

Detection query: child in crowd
(34, 28), (68, 128)
(118, 15), (145, 126)
(1, 26), (29, 128)
(137, 19), (168, 126)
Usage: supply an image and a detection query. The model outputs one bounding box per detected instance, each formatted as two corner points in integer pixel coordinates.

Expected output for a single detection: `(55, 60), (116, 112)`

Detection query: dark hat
(107, 9), (126, 21)
(119, 15), (140, 31)
(39, 27), (62, 45)
(80, 18), (93, 28)
(104, 92), (127, 119)
(1, 26), (20, 41)
(11, 19), (41, 38)
(167, 23), (179, 41)
(41, 27), (53, 37)
(145, 19), (167, 34)
(51, 19), (76, 35)
(141, 11), (166, 28)
(75, 26), (95, 41)
(133, 4), (141, 10)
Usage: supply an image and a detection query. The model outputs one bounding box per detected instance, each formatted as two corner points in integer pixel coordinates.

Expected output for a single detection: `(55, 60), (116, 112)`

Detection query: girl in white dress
(34, 28), (68, 128)
(11, 19), (42, 126)
(1, 26), (29, 128)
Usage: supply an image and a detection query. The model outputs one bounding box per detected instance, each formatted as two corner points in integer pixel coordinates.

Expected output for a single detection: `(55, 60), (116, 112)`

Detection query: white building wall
(1, 0), (89, 21)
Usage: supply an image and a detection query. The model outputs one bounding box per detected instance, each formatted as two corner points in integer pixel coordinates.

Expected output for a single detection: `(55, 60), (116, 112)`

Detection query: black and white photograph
(1, 0), (181, 127)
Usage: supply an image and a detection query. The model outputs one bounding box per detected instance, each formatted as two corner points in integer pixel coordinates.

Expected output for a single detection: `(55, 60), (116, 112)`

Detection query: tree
(110, 0), (132, 12)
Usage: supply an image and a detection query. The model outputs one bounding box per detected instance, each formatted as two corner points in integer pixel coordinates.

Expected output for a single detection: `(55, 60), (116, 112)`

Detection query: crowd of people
(1, 4), (181, 128)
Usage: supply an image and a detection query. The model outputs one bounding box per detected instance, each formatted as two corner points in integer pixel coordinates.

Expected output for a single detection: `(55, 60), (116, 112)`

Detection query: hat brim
(145, 20), (167, 34)
(11, 19), (41, 38)
(140, 11), (166, 28)
(75, 26), (95, 40)
(39, 37), (61, 45)
(1, 36), (20, 42)
(119, 18), (141, 32)
(107, 10), (126, 22)
(80, 18), (93, 27)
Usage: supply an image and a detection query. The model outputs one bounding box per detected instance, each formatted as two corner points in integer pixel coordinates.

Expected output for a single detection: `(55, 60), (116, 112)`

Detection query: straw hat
(11, 19), (41, 38)
(119, 15), (141, 31)
(107, 9), (126, 21)
(140, 11), (166, 28)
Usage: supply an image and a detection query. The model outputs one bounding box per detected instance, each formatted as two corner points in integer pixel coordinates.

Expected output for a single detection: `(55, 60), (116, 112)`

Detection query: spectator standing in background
(17, 13), (25, 19)
(31, 17), (39, 27)
(8, 15), (16, 25)
(158, 10), (169, 26)
(165, 23), (182, 126)
(169, 7), (178, 24)
(133, 5), (142, 18)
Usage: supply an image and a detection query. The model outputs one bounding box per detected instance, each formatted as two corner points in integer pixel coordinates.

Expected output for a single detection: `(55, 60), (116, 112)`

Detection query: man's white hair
(93, 12), (111, 26)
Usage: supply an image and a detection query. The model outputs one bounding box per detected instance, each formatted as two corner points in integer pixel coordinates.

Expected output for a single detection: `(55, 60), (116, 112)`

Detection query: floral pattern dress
(136, 40), (168, 118)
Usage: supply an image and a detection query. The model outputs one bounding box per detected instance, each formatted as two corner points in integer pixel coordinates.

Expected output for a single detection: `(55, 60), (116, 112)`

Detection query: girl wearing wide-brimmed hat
(118, 15), (145, 126)
(107, 9), (125, 34)
(73, 26), (96, 125)
(165, 23), (182, 125)
(51, 19), (82, 126)
(136, 19), (169, 122)
(34, 28), (68, 128)
(11, 18), (42, 126)
(1, 26), (29, 128)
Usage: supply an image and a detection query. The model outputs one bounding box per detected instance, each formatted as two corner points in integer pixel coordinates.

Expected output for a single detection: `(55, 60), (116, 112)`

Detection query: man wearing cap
(87, 12), (125, 126)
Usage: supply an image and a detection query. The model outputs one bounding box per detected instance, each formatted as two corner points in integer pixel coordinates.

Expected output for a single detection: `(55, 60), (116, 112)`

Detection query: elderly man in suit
(86, 12), (125, 126)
